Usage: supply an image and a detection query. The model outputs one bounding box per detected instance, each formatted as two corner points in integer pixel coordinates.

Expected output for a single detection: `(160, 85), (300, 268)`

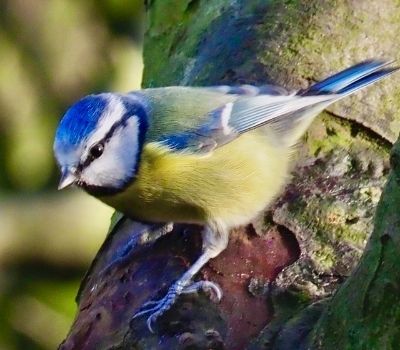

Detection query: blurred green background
(0, 1), (144, 349)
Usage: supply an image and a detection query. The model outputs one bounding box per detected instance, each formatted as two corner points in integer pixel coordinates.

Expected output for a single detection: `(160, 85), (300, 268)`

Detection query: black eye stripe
(79, 112), (136, 170)
(76, 101), (148, 195)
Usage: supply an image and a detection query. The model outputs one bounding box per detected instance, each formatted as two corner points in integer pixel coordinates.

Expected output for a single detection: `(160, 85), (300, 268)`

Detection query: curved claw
(132, 304), (162, 319)
(181, 280), (223, 301)
(146, 311), (161, 333)
(132, 279), (223, 333)
(141, 299), (163, 308)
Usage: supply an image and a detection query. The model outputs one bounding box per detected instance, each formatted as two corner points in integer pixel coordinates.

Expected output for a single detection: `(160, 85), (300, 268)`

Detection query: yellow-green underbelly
(99, 130), (291, 228)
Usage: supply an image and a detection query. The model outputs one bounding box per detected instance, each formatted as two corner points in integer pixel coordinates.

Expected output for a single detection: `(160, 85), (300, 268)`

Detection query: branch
(60, 1), (400, 349)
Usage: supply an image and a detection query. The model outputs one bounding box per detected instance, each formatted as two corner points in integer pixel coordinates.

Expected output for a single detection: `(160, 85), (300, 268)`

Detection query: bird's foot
(132, 279), (222, 332)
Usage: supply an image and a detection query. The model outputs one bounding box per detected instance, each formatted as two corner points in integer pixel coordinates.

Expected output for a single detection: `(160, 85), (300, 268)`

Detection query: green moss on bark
(309, 140), (400, 349)
(272, 112), (390, 285)
(142, 0), (228, 86)
(257, 0), (400, 142)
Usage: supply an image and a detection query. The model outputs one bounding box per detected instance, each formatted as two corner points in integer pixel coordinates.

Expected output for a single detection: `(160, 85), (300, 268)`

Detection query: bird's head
(53, 93), (148, 195)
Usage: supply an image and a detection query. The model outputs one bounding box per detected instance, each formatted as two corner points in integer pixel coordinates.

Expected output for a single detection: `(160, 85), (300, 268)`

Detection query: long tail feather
(199, 60), (398, 151)
(337, 67), (398, 95)
(303, 60), (396, 96)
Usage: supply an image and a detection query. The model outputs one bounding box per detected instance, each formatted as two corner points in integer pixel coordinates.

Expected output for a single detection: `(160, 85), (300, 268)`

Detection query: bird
(54, 60), (397, 332)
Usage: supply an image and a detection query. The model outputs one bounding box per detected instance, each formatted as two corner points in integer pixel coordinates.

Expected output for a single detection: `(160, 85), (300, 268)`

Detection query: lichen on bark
(309, 140), (400, 349)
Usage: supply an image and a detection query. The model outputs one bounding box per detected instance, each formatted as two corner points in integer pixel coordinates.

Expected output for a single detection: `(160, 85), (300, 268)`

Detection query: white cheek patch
(82, 95), (127, 160)
(81, 116), (140, 188)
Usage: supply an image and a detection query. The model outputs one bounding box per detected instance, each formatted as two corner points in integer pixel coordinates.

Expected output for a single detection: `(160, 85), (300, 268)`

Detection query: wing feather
(144, 60), (397, 154)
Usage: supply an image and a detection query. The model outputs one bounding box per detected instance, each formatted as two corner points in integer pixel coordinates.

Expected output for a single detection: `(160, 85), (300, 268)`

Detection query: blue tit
(54, 60), (397, 331)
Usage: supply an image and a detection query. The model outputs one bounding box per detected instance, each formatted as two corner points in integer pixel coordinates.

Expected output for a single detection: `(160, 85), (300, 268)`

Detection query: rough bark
(60, 1), (400, 349)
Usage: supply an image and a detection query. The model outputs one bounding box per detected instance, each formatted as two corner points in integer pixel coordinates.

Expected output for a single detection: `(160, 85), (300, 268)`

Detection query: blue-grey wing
(159, 60), (396, 153)
(157, 87), (336, 153)
(156, 84), (293, 153)
(207, 84), (288, 96)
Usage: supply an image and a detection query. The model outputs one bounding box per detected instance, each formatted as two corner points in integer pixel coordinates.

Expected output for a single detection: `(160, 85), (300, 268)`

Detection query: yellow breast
(99, 130), (292, 228)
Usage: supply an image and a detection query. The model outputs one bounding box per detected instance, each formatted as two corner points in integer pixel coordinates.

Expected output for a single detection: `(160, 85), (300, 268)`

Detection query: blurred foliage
(0, 0), (144, 349)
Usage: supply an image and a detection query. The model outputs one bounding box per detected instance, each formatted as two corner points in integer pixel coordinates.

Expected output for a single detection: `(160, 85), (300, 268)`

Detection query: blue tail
(303, 60), (398, 96)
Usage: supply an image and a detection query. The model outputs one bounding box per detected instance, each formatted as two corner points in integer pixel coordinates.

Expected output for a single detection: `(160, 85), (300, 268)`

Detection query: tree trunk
(59, 1), (400, 349)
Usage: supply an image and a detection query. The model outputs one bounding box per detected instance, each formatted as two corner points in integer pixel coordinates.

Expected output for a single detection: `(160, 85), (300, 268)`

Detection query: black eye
(89, 143), (104, 159)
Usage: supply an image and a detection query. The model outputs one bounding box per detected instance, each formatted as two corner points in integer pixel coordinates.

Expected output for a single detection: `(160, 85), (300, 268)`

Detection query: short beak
(58, 169), (76, 190)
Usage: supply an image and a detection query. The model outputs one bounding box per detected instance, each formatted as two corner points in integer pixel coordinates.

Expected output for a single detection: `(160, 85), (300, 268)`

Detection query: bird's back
(134, 87), (237, 142)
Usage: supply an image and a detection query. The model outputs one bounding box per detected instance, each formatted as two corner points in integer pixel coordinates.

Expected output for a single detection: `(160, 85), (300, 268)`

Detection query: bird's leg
(132, 224), (229, 332)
